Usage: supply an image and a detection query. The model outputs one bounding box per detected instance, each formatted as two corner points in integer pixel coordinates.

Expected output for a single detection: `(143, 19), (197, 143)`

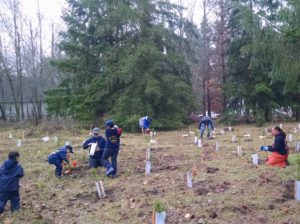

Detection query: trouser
(0, 191), (20, 214)
(89, 156), (106, 168)
(200, 124), (212, 138)
(102, 148), (119, 175)
(48, 158), (62, 177)
(266, 152), (288, 168)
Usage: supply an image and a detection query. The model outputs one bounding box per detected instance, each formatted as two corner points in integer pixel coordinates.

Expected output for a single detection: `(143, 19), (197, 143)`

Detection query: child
(102, 119), (122, 177)
(139, 116), (152, 135)
(82, 127), (107, 169)
(48, 145), (73, 178)
(0, 151), (24, 214)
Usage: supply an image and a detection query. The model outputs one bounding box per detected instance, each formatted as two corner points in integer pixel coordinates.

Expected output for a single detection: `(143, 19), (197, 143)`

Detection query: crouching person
(82, 127), (106, 169)
(260, 126), (289, 168)
(103, 120), (122, 177)
(0, 151), (24, 214)
(48, 145), (73, 178)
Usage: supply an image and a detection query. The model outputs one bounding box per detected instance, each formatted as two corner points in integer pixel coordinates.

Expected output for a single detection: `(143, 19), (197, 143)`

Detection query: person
(0, 151), (24, 214)
(199, 116), (214, 139)
(139, 116), (152, 135)
(48, 145), (73, 178)
(82, 127), (107, 169)
(260, 126), (289, 168)
(102, 119), (122, 177)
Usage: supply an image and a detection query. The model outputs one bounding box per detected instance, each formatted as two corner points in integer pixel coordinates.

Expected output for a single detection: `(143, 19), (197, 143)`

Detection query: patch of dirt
(206, 167), (219, 174)
(272, 180), (294, 203)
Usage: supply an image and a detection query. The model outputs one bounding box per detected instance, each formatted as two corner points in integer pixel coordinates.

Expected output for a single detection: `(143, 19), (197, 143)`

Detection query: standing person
(48, 145), (73, 178)
(82, 127), (107, 169)
(139, 116), (152, 135)
(260, 126), (289, 168)
(102, 119), (122, 177)
(199, 116), (214, 139)
(0, 151), (24, 214)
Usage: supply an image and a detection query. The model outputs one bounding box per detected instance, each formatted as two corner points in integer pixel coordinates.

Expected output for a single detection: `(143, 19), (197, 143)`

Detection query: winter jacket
(199, 116), (214, 130)
(0, 159), (24, 192)
(267, 133), (288, 155)
(82, 136), (106, 158)
(105, 126), (121, 149)
(48, 147), (69, 164)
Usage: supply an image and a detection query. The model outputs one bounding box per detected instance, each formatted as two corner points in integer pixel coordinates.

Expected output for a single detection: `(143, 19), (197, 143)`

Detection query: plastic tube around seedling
(294, 128), (298, 134)
(145, 160), (151, 175)
(288, 134), (293, 143)
(220, 130), (224, 135)
(296, 181), (300, 201)
(186, 171), (193, 188)
(16, 139), (22, 147)
(237, 146), (242, 156)
(42, 136), (50, 142)
(232, 135), (236, 143)
(215, 141), (220, 151)
(229, 126), (232, 132)
(252, 153), (259, 165)
(99, 181), (106, 198)
(90, 143), (97, 156)
(150, 131), (153, 138)
(53, 136), (58, 142)
(197, 139), (202, 148)
(295, 142), (300, 152)
(155, 211), (166, 224)
(279, 123), (283, 129)
(194, 136), (198, 144)
(9, 133), (12, 139)
(146, 148), (151, 161)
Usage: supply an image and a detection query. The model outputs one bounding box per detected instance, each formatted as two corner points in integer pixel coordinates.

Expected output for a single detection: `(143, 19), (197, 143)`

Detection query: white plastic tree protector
(197, 139), (202, 148)
(90, 143), (97, 156)
(9, 133), (13, 139)
(296, 181), (300, 201)
(237, 146), (242, 156)
(289, 134), (293, 143)
(16, 139), (22, 147)
(194, 136), (198, 144)
(155, 211), (166, 224)
(42, 136), (50, 142)
(232, 134), (236, 143)
(216, 141), (220, 151)
(146, 148), (151, 160)
(145, 160), (151, 175)
(186, 171), (193, 188)
(252, 153), (258, 165)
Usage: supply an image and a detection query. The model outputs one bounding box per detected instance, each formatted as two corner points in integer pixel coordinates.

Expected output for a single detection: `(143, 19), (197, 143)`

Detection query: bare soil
(0, 123), (300, 224)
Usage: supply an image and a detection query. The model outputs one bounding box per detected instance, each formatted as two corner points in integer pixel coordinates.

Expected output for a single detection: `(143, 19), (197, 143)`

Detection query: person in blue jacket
(139, 116), (152, 135)
(48, 145), (73, 178)
(102, 120), (122, 177)
(82, 127), (107, 169)
(199, 116), (214, 139)
(0, 151), (24, 214)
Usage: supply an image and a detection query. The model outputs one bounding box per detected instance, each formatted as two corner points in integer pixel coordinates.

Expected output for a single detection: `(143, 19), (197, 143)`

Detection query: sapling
(153, 201), (166, 224)
(90, 168), (106, 198)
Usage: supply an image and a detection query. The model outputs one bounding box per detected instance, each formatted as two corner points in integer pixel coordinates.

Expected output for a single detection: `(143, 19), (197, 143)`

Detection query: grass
(0, 122), (300, 223)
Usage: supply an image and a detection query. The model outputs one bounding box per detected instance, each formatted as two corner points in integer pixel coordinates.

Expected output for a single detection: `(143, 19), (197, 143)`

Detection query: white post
(294, 128), (297, 134)
(53, 136), (58, 142)
(155, 211), (166, 224)
(186, 171), (193, 188)
(229, 126), (232, 132)
(252, 154), (259, 165)
(9, 133), (13, 139)
(279, 123), (283, 129)
(295, 142), (300, 152)
(220, 130), (224, 135)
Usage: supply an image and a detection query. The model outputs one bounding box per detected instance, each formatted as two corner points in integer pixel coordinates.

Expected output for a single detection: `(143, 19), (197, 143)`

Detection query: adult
(199, 116), (214, 139)
(260, 126), (289, 168)
(82, 127), (106, 168)
(139, 116), (152, 135)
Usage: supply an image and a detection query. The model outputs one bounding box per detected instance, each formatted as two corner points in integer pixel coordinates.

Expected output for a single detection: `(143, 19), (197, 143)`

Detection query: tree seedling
(153, 201), (166, 224)
(91, 168), (106, 199)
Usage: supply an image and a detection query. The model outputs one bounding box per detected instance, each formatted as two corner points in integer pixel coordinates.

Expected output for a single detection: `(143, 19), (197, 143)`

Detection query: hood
(3, 159), (18, 172)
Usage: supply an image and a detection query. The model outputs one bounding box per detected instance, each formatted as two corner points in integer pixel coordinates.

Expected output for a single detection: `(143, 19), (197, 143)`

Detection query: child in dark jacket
(102, 119), (122, 177)
(0, 151), (24, 214)
(82, 127), (107, 168)
(48, 145), (73, 177)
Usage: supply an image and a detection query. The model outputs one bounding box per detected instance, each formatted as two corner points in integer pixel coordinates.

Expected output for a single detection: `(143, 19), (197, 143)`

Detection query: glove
(260, 146), (268, 151)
